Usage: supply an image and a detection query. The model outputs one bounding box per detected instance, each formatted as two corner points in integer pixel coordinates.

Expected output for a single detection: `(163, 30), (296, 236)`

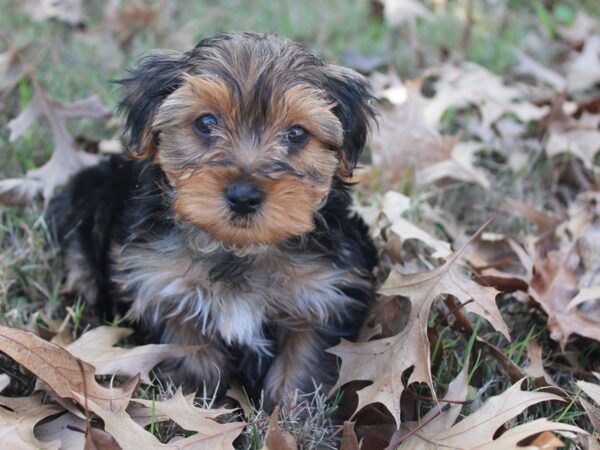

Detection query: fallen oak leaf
(264, 405), (297, 450)
(399, 379), (577, 449)
(523, 341), (559, 388)
(369, 78), (459, 183)
(340, 421), (360, 450)
(0, 326), (138, 412)
(77, 392), (245, 450)
(23, 0), (86, 27)
(0, 374), (8, 393)
(328, 222), (509, 427)
(65, 326), (201, 384)
(478, 419), (584, 450)
(2, 80), (111, 205)
(133, 387), (234, 429)
(530, 248), (600, 348)
(85, 427), (120, 450)
(34, 411), (87, 450)
(0, 402), (63, 450)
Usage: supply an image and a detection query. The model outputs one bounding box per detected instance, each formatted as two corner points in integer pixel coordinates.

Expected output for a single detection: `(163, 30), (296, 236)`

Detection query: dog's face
(119, 33), (375, 247)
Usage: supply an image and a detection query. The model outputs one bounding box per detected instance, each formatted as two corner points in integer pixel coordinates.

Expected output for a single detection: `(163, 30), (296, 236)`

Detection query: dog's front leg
(263, 328), (335, 410)
(159, 320), (231, 396)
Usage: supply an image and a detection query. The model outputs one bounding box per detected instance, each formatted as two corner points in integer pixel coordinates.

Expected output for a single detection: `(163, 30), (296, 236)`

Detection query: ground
(1, 1), (600, 449)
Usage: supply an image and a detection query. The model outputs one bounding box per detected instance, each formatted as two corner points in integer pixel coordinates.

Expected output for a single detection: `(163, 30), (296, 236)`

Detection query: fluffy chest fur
(111, 228), (361, 353)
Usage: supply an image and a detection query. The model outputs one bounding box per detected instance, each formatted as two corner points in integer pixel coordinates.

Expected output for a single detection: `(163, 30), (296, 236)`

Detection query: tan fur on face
(153, 75), (343, 246)
(174, 164), (331, 246)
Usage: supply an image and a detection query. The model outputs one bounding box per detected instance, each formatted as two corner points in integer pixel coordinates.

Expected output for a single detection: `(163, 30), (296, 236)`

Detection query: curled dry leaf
(375, 0), (433, 28)
(80, 389), (244, 450)
(513, 48), (566, 92)
(34, 412), (87, 449)
(0, 402), (63, 450)
(23, 0), (86, 26)
(0, 40), (28, 96)
(1, 82), (111, 205)
(340, 421), (360, 450)
(523, 341), (558, 388)
(425, 62), (549, 129)
(418, 141), (492, 190)
(546, 113), (600, 173)
(369, 78), (459, 183)
(263, 405), (297, 450)
(66, 326), (201, 384)
(0, 374), (9, 393)
(0, 326), (138, 412)
(567, 35), (600, 92)
(398, 379), (577, 449)
(328, 226), (508, 426)
(530, 248), (600, 348)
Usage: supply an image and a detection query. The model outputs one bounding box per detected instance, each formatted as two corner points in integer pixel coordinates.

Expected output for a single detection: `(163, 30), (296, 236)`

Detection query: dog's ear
(117, 51), (187, 159)
(323, 65), (377, 177)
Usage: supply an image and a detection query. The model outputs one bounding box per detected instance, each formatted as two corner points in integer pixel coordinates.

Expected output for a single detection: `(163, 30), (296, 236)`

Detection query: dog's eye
(193, 114), (218, 136)
(285, 126), (309, 147)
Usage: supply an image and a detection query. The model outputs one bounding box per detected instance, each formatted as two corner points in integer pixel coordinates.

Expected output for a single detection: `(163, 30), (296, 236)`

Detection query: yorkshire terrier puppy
(49, 32), (377, 408)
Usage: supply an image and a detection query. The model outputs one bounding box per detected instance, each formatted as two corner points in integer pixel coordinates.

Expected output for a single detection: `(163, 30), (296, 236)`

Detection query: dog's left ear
(324, 65), (377, 177)
(116, 51), (187, 159)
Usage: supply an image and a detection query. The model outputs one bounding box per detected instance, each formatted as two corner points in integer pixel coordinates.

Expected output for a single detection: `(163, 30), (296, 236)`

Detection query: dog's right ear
(117, 51), (187, 159)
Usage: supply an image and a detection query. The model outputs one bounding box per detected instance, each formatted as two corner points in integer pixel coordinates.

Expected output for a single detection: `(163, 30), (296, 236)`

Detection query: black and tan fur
(49, 32), (377, 408)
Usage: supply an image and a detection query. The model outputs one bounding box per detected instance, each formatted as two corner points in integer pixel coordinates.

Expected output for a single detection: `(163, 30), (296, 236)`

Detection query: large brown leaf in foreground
(0, 326), (138, 412)
(77, 388), (245, 449)
(328, 230), (509, 427)
(65, 326), (201, 384)
(398, 375), (583, 449)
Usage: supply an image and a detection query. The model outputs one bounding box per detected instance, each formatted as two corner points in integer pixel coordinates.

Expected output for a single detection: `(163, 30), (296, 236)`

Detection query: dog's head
(118, 32), (375, 247)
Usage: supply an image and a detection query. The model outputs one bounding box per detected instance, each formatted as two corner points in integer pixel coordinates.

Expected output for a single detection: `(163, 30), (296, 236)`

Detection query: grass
(1, 0), (600, 448)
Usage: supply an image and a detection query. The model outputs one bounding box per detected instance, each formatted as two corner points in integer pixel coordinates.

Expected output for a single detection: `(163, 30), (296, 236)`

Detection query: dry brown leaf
(0, 401), (63, 450)
(376, 0), (432, 28)
(65, 326), (201, 384)
(264, 405), (297, 450)
(81, 391), (244, 450)
(34, 412), (87, 449)
(480, 419), (583, 450)
(133, 387), (234, 428)
(557, 12), (598, 46)
(0, 40), (28, 96)
(328, 228), (508, 426)
(85, 427), (121, 450)
(425, 63), (549, 129)
(401, 379), (575, 449)
(567, 35), (600, 92)
(514, 48), (566, 92)
(369, 79), (459, 182)
(546, 113), (600, 173)
(382, 191), (452, 259)
(418, 141), (492, 190)
(226, 385), (253, 418)
(1, 81), (110, 205)
(397, 359), (470, 448)
(23, 0), (86, 26)
(523, 341), (558, 388)
(530, 248), (600, 348)
(0, 374), (9, 393)
(580, 398), (600, 434)
(103, 0), (163, 49)
(340, 421), (360, 450)
(578, 379), (600, 406)
(0, 326), (138, 412)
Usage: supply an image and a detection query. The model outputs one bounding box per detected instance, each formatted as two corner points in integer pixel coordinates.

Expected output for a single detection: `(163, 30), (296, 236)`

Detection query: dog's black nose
(224, 181), (265, 216)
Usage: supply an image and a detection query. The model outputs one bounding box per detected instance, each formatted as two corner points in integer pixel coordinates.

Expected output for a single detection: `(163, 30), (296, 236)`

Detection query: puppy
(49, 32), (377, 408)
